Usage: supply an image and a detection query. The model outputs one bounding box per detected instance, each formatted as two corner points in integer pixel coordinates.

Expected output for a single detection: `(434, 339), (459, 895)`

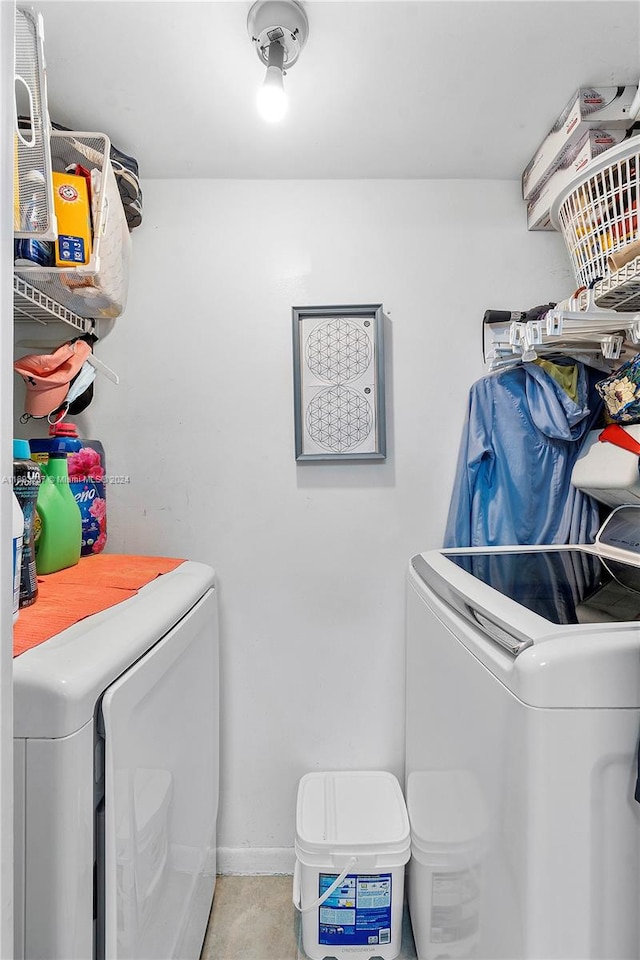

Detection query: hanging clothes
(443, 361), (603, 548)
(532, 357), (579, 402)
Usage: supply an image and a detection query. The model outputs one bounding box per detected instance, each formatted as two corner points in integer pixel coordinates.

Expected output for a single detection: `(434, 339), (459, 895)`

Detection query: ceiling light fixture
(247, 0), (309, 123)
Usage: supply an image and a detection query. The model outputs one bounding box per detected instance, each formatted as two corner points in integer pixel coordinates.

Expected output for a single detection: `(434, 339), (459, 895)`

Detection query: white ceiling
(35, 0), (640, 180)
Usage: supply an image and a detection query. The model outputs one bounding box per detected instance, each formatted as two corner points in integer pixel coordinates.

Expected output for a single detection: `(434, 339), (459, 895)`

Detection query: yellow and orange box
(52, 171), (92, 266)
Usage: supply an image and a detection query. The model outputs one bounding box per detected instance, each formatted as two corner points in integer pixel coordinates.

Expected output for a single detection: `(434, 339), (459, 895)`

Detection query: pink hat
(14, 340), (91, 419)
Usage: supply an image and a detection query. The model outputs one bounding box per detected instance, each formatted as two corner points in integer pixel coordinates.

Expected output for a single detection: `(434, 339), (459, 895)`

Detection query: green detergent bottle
(35, 450), (82, 575)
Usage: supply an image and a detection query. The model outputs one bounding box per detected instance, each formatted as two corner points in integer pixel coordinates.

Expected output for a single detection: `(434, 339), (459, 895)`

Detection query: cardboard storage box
(522, 86), (637, 201)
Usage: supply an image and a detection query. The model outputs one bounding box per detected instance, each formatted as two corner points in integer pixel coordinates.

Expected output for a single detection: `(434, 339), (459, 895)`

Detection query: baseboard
(216, 846), (295, 875)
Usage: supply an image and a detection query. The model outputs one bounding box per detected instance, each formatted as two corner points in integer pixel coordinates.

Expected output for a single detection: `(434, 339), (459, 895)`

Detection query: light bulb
(256, 39), (288, 123)
(257, 64), (288, 122)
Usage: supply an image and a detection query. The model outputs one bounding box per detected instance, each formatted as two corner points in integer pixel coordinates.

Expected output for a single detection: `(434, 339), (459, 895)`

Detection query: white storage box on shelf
(14, 6), (56, 241)
(15, 131), (132, 320)
(522, 86), (638, 201)
(294, 770), (410, 960)
(551, 135), (640, 292)
(571, 425), (640, 507)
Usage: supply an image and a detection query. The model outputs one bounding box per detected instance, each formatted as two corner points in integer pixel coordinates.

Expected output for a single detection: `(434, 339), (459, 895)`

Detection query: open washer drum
(13, 560), (219, 960)
(406, 505), (640, 960)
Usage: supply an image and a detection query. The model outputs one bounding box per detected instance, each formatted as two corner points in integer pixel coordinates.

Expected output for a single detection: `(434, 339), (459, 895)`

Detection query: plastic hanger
(483, 289), (640, 370)
(85, 352), (119, 385)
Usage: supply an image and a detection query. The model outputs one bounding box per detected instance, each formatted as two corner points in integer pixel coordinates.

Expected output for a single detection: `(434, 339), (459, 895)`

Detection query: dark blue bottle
(13, 439), (42, 607)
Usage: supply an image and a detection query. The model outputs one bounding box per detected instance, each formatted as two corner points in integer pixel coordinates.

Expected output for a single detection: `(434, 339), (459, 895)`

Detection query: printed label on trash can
(318, 873), (392, 947)
(430, 867), (481, 944)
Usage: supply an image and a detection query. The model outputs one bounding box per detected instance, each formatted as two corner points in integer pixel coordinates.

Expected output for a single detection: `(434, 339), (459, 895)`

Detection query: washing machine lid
(410, 508), (640, 707)
(13, 560), (216, 739)
(444, 548), (640, 625)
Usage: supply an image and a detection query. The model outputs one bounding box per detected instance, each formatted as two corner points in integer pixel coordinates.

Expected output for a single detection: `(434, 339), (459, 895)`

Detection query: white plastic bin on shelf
(14, 6), (56, 241)
(406, 771), (487, 960)
(15, 132), (131, 319)
(551, 134), (640, 290)
(294, 771), (410, 960)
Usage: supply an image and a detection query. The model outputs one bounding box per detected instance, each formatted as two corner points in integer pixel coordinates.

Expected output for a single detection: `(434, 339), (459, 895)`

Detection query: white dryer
(406, 506), (640, 960)
(13, 560), (219, 960)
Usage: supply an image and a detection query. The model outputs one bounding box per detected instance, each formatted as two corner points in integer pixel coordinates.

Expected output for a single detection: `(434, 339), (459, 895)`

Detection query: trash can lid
(295, 770), (410, 855)
(407, 770), (488, 851)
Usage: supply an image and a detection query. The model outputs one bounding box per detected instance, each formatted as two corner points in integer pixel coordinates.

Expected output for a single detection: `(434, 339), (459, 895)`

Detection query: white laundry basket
(406, 771), (488, 960)
(551, 135), (640, 289)
(15, 131), (131, 319)
(294, 771), (410, 960)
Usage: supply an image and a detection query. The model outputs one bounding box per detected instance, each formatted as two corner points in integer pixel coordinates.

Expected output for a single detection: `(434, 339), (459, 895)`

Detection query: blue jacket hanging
(443, 362), (603, 548)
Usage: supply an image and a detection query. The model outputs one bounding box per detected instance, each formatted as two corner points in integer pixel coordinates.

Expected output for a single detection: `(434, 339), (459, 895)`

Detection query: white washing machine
(405, 505), (640, 960)
(13, 560), (219, 960)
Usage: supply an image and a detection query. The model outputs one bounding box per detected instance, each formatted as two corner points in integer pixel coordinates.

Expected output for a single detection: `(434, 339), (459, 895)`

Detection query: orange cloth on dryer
(13, 553), (185, 657)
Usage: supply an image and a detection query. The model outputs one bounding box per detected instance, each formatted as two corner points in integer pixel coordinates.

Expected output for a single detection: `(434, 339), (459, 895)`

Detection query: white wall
(77, 178), (571, 872)
(1, 1), (15, 951)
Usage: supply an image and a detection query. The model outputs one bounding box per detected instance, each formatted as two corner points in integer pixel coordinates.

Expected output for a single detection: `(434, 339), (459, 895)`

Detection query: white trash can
(406, 771), (487, 960)
(294, 770), (410, 960)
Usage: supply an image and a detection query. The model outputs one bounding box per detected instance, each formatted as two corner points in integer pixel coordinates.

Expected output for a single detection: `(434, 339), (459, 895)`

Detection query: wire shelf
(13, 275), (94, 334)
(591, 257), (640, 312)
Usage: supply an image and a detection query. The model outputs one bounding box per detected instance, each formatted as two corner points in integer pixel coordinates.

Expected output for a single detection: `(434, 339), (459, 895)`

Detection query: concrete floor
(200, 875), (418, 960)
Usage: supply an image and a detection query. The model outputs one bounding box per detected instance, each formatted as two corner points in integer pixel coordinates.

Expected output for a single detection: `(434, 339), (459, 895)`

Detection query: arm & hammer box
(52, 171), (92, 266)
(522, 86), (638, 201)
(526, 128), (632, 231)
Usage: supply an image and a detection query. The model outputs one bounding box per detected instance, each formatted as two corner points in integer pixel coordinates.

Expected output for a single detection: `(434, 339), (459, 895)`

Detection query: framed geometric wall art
(292, 304), (386, 462)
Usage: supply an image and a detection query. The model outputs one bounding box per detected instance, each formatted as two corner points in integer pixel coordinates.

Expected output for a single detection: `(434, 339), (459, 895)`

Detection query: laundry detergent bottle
(31, 422), (107, 556)
(12, 491), (23, 623)
(34, 450), (82, 575)
(13, 439), (41, 607)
